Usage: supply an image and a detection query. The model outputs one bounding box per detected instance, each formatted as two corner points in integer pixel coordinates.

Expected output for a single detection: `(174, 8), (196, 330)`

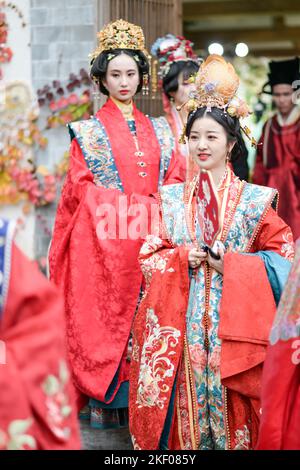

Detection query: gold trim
(224, 386), (232, 450)
(220, 179), (245, 243)
(176, 389), (185, 450)
(204, 262), (211, 351)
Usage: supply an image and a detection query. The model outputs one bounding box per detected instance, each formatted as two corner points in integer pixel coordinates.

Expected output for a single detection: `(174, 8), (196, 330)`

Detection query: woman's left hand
(207, 242), (225, 274)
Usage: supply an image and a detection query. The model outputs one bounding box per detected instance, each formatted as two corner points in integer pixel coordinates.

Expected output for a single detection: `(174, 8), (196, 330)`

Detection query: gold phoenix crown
(195, 55), (239, 108)
(90, 19), (148, 61)
(183, 55), (251, 121)
(179, 55), (256, 146)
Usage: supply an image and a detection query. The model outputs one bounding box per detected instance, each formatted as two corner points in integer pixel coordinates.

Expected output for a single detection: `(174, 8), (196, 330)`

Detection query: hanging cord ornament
(151, 59), (158, 99)
(142, 73), (149, 96)
(240, 125), (258, 148)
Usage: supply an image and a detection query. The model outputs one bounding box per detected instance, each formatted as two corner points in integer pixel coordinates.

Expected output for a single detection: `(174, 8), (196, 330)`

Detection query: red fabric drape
(0, 244), (80, 450)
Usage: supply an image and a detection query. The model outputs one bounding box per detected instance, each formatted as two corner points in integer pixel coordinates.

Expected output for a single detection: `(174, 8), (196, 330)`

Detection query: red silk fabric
(0, 244), (80, 449)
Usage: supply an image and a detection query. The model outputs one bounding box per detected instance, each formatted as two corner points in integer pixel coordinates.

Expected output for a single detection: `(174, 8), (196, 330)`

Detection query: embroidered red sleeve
(253, 207), (294, 261)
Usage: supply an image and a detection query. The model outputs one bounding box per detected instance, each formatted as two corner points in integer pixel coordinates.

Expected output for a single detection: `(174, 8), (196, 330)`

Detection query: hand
(207, 241), (225, 274)
(188, 247), (207, 269)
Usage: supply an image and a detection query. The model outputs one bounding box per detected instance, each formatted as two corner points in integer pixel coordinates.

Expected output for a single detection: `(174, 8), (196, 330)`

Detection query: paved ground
(80, 421), (133, 450)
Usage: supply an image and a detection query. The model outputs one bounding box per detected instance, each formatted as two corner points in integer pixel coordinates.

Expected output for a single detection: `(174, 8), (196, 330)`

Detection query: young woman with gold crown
(129, 55), (295, 450)
(48, 19), (184, 440)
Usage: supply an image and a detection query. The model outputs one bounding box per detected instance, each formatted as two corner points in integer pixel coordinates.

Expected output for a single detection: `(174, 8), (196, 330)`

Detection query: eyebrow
(109, 69), (137, 73)
(190, 130), (220, 134)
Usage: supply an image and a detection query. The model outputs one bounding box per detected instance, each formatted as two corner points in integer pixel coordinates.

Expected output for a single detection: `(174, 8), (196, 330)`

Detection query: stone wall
(30, 0), (95, 260)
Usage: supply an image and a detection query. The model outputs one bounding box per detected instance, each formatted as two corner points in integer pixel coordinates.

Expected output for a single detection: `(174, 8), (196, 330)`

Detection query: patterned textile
(69, 118), (123, 191)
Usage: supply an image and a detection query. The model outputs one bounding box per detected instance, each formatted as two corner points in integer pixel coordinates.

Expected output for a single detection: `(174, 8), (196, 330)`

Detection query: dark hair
(162, 60), (199, 99)
(185, 107), (245, 163)
(90, 49), (149, 96)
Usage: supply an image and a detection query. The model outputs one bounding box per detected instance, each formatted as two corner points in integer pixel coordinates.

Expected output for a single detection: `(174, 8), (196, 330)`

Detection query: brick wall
(30, 0), (95, 260)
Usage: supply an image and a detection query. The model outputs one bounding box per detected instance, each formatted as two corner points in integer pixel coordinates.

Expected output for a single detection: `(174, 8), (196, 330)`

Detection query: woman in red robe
(129, 55), (294, 450)
(0, 219), (80, 450)
(49, 19), (184, 433)
(151, 33), (199, 162)
(257, 238), (300, 450)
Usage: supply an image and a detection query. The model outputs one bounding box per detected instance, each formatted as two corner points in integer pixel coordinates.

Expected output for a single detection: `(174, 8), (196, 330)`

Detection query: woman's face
(188, 115), (234, 172)
(103, 53), (140, 103)
(170, 71), (196, 106)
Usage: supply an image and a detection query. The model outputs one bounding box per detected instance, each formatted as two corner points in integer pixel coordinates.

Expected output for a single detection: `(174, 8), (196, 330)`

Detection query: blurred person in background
(253, 57), (300, 239)
(0, 218), (80, 450)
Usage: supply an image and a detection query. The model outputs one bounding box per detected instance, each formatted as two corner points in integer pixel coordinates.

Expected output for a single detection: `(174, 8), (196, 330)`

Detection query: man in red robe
(253, 57), (300, 239)
(0, 219), (81, 450)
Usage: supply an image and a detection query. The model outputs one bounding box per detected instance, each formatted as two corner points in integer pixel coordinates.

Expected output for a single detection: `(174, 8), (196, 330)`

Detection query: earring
(226, 150), (231, 164)
(92, 79), (101, 96)
(142, 74), (149, 96)
(92, 80), (101, 112)
(151, 59), (158, 98)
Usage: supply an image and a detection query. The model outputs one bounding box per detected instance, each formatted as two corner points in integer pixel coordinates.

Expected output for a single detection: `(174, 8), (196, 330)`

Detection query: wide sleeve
(219, 208), (294, 402)
(0, 244), (81, 450)
(252, 207), (294, 260)
(220, 208), (293, 343)
(48, 138), (160, 405)
(130, 229), (190, 450)
(49, 138), (159, 280)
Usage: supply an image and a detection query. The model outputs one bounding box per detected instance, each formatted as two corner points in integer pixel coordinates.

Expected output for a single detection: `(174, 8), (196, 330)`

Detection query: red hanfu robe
(0, 236), (80, 450)
(49, 98), (184, 409)
(253, 109), (300, 239)
(129, 174), (294, 450)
